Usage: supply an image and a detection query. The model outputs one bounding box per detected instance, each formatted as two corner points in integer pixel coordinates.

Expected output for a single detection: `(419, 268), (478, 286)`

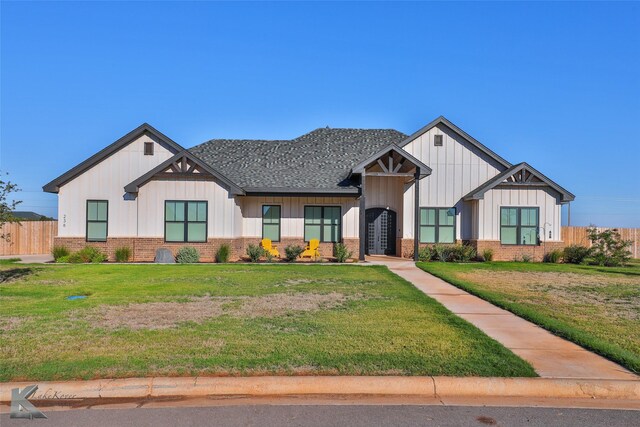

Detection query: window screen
(165, 201), (207, 242)
(304, 206), (341, 242)
(262, 205), (281, 242)
(86, 200), (108, 242)
(419, 207), (455, 243)
(500, 207), (539, 245)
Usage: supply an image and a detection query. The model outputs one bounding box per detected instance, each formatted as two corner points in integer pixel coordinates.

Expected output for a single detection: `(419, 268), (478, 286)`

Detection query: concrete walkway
(0, 254), (53, 263)
(368, 256), (637, 380)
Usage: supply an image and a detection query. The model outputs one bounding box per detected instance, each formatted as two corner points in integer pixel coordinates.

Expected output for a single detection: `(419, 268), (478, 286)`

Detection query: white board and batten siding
(239, 196), (360, 239)
(477, 187), (562, 242)
(57, 134), (176, 237)
(401, 123), (507, 239)
(137, 180), (242, 238)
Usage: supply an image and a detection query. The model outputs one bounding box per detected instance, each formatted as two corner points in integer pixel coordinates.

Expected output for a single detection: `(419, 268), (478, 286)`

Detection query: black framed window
(304, 206), (341, 242)
(165, 201), (207, 243)
(434, 134), (443, 146)
(262, 205), (281, 242)
(500, 207), (539, 245)
(419, 207), (455, 243)
(144, 142), (154, 155)
(86, 200), (108, 242)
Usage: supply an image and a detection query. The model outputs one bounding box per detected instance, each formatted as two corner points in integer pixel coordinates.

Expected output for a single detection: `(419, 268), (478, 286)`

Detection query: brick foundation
(399, 239), (458, 259)
(398, 238), (565, 262)
(467, 240), (565, 262)
(53, 237), (360, 262)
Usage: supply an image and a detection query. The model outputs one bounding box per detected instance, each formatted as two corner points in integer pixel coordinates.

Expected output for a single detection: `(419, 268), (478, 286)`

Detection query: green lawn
(0, 262), (535, 381)
(417, 261), (640, 374)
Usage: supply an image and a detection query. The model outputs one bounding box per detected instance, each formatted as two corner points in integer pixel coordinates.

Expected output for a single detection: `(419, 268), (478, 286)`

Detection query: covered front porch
(351, 145), (432, 260)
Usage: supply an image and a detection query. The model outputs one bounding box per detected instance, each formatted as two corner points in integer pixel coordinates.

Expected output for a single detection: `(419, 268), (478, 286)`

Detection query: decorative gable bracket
(463, 162), (575, 203)
(350, 144), (432, 180)
(124, 151), (244, 195)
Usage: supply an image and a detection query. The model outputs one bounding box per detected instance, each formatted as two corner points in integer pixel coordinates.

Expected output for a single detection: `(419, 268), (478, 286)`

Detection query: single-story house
(44, 116), (574, 261)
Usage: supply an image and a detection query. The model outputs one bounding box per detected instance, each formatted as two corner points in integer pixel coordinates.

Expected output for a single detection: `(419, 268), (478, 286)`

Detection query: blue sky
(1, 1), (639, 226)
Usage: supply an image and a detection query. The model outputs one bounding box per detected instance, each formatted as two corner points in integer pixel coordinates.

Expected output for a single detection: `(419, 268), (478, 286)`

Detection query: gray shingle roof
(189, 128), (407, 193)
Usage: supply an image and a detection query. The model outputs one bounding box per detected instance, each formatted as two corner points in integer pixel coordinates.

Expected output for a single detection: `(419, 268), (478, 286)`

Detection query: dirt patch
(82, 296), (227, 330)
(458, 270), (640, 321)
(459, 271), (640, 288)
(79, 292), (356, 330)
(233, 292), (349, 318)
(32, 279), (79, 286)
(0, 267), (34, 284)
(0, 317), (24, 332)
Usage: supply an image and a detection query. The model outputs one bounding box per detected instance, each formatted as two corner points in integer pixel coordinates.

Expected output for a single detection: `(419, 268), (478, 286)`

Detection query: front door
(365, 208), (397, 255)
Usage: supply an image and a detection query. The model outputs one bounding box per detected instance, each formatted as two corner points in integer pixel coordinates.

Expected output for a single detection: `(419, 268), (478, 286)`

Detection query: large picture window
(165, 201), (207, 243)
(500, 207), (539, 245)
(262, 205), (281, 242)
(86, 200), (108, 242)
(304, 206), (341, 242)
(419, 207), (455, 243)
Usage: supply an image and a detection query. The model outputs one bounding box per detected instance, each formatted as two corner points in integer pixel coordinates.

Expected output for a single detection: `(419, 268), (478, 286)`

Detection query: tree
(586, 226), (632, 267)
(0, 173), (21, 241)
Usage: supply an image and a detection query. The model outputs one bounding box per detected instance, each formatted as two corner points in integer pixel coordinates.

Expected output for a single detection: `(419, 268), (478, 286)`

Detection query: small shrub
(333, 243), (352, 263)
(67, 252), (84, 263)
(52, 245), (70, 261)
(176, 246), (200, 263)
(114, 246), (132, 263)
(520, 254), (532, 263)
(543, 249), (563, 263)
(216, 244), (231, 263)
(446, 244), (476, 263)
(586, 226), (632, 267)
(429, 244), (476, 262)
(563, 245), (591, 264)
(460, 244), (477, 262)
(246, 244), (264, 262)
(75, 246), (107, 263)
(418, 246), (435, 262)
(284, 245), (304, 262)
(56, 255), (70, 263)
(433, 244), (449, 261)
(481, 248), (494, 262)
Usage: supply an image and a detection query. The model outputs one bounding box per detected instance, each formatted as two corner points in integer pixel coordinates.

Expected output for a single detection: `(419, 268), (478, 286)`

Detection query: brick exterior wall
(53, 237), (360, 262)
(398, 239), (460, 259)
(399, 238), (565, 262)
(467, 240), (565, 262)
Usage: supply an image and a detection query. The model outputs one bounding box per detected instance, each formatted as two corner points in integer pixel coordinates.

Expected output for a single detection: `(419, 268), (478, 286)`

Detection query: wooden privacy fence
(0, 221), (638, 258)
(0, 221), (58, 256)
(562, 226), (640, 259)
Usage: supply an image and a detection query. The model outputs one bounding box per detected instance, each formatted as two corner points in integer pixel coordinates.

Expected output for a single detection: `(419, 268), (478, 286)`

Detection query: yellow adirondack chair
(261, 238), (280, 257)
(300, 239), (320, 259)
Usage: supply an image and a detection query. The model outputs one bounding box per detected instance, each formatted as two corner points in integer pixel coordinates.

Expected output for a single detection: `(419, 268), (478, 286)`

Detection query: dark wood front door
(365, 208), (397, 255)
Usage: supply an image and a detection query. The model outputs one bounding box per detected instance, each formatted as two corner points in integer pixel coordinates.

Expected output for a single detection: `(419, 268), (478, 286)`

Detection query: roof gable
(43, 123), (184, 193)
(399, 116), (512, 169)
(351, 144), (432, 177)
(124, 151), (244, 195)
(463, 162), (575, 202)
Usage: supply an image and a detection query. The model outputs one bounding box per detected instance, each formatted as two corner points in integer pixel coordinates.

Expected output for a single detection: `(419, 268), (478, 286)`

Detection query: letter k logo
(10, 385), (47, 419)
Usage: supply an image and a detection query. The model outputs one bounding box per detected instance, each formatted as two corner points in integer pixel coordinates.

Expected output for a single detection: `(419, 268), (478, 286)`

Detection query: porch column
(359, 172), (366, 261)
(413, 167), (420, 261)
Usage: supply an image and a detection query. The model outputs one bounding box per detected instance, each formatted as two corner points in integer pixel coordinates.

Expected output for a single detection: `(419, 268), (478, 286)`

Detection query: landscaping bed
(417, 261), (640, 374)
(0, 262), (534, 381)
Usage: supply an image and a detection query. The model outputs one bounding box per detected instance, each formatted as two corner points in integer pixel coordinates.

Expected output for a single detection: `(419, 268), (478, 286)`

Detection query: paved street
(2, 405), (638, 427)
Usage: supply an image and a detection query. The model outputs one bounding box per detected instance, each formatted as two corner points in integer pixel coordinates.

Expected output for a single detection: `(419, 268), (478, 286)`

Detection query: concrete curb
(1, 376), (639, 403)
